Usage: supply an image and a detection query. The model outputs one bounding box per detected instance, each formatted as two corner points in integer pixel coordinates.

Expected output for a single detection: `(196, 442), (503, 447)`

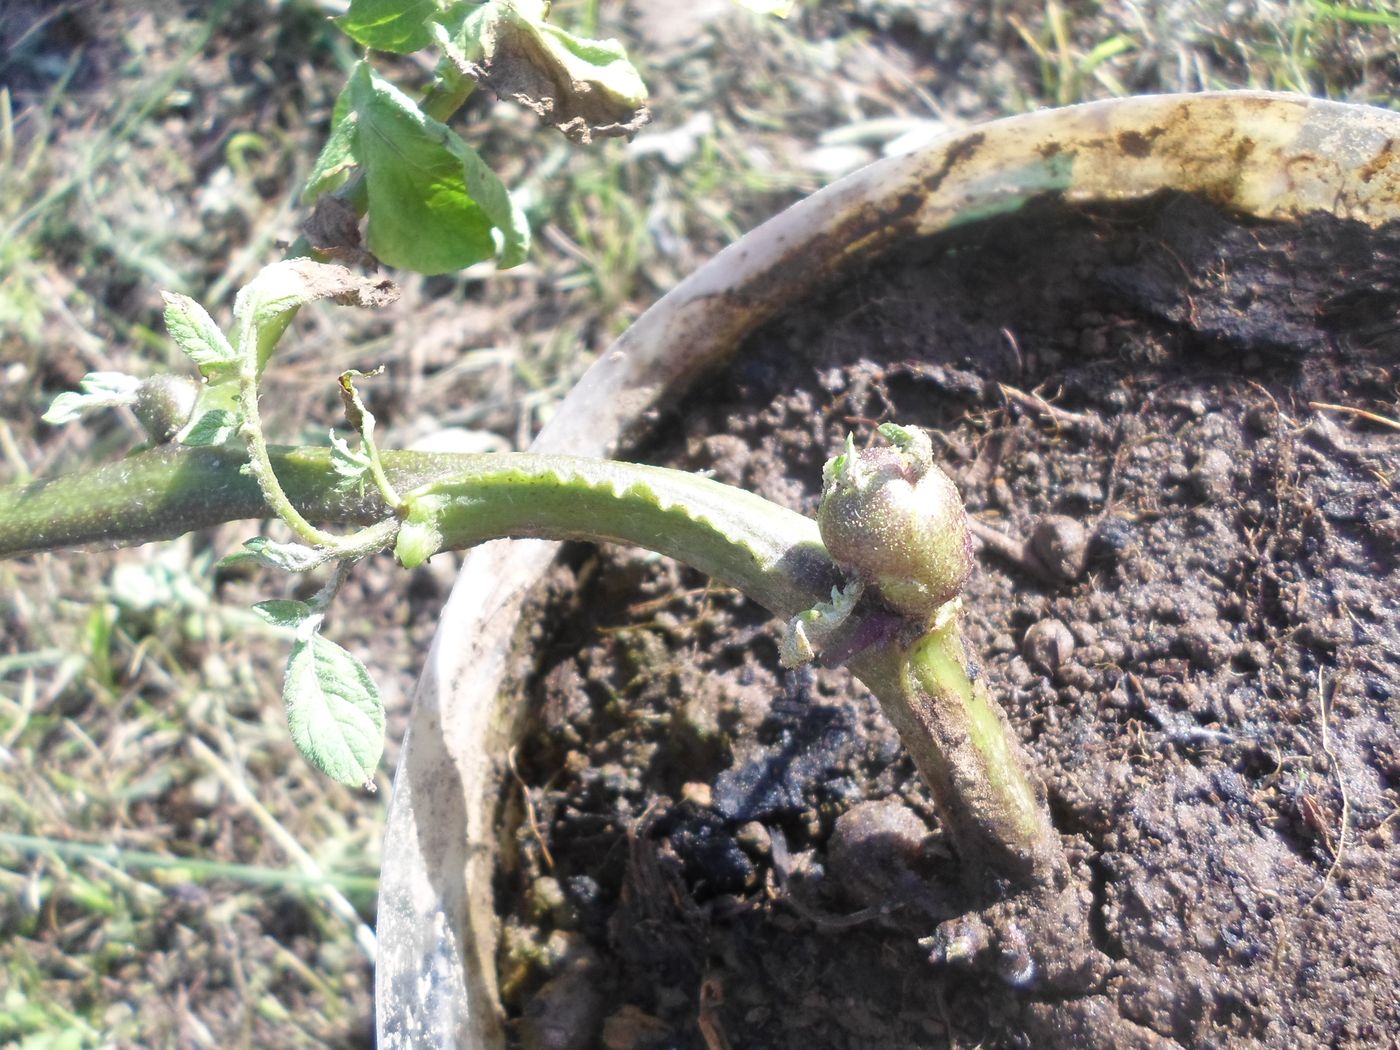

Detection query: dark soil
(503, 191), (1400, 1048)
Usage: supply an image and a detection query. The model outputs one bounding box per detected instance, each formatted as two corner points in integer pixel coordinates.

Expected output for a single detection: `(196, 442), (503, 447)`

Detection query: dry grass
(1, 0), (1396, 1043)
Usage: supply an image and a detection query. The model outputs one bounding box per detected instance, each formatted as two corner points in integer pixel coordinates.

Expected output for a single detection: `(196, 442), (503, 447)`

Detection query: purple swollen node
(816, 424), (973, 621)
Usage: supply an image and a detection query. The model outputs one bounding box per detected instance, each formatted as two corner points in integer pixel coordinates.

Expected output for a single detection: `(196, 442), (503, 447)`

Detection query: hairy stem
(0, 446), (841, 619)
(0, 446), (462, 558)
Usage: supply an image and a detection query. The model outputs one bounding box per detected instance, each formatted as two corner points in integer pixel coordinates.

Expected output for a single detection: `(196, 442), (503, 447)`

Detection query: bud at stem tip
(817, 424), (972, 621)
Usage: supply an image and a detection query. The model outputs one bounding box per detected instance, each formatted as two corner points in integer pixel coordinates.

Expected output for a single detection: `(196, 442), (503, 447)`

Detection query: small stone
(1233, 640), (1270, 670)
(681, 781), (713, 808)
(734, 820), (771, 858)
(1058, 664), (1096, 691)
(1090, 516), (1135, 562)
(1176, 623), (1228, 670)
(526, 873), (568, 924)
(925, 914), (991, 967)
(1190, 449), (1234, 501)
(601, 1005), (670, 1050)
(1245, 405), (1276, 435)
(995, 925), (1037, 987)
(1059, 482), (1104, 511)
(1031, 515), (1089, 581)
(520, 939), (605, 1050)
(669, 692), (724, 767)
(1070, 620), (1098, 645)
(828, 799), (930, 908)
(1023, 619), (1075, 674)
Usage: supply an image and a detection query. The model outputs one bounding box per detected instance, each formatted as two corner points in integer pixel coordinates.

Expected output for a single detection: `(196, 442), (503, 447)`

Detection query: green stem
(235, 298), (400, 559)
(0, 446), (841, 620)
(393, 457), (841, 620)
(0, 446), (459, 559)
(363, 429), (403, 511)
(850, 612), (1065, 889)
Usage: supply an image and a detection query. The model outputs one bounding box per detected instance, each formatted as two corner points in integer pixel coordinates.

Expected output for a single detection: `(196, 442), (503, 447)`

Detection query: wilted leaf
(457, 0), (650, 144)
(303, 195), (374, 269)
(233, 258), (399, 340)
(730, 0), (795, 16)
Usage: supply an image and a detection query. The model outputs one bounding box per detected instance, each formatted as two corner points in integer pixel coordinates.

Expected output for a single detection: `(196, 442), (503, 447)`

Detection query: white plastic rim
(375, 92), (1400, 1048)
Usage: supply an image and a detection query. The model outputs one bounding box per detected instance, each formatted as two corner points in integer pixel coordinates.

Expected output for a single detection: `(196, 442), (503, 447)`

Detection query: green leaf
(42, 372), (142, 425)
(181, 408), (241, 447)
(283, 633), (385, 786)
(347, 62), (529, 273)
(252, 599), (315, 629)
(443, 129), (530, 268)
(303, 82), (358, 203)
(330, 432), (373, 493)
(162, 292), (237, 373)
(336, 0), (442, 53)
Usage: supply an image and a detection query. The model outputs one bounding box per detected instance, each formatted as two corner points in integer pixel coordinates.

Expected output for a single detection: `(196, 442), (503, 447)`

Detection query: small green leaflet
(284, 631), (385, 787)
(336, 0), (443, 54)
(219, 536), (331, 573)
(330, 432), (373, 495)
(181, 408), (241, 447)
(42, 372), (141, 425)
(162, 292), (237, 374)
(252, 599), (315, 630)
(179, 374), (243, 448)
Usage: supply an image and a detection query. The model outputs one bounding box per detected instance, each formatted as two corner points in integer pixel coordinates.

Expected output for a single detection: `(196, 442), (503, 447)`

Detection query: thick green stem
(0, 446), (457, 558)
(850, 614), (1066, 889)
(0, 447), (840, 620)
(392, 460), (840, 619)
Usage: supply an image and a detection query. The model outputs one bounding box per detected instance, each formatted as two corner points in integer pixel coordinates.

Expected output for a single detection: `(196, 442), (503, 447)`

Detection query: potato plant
(2, 0), (1091, 996)
(2, 256), (1072, 918)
